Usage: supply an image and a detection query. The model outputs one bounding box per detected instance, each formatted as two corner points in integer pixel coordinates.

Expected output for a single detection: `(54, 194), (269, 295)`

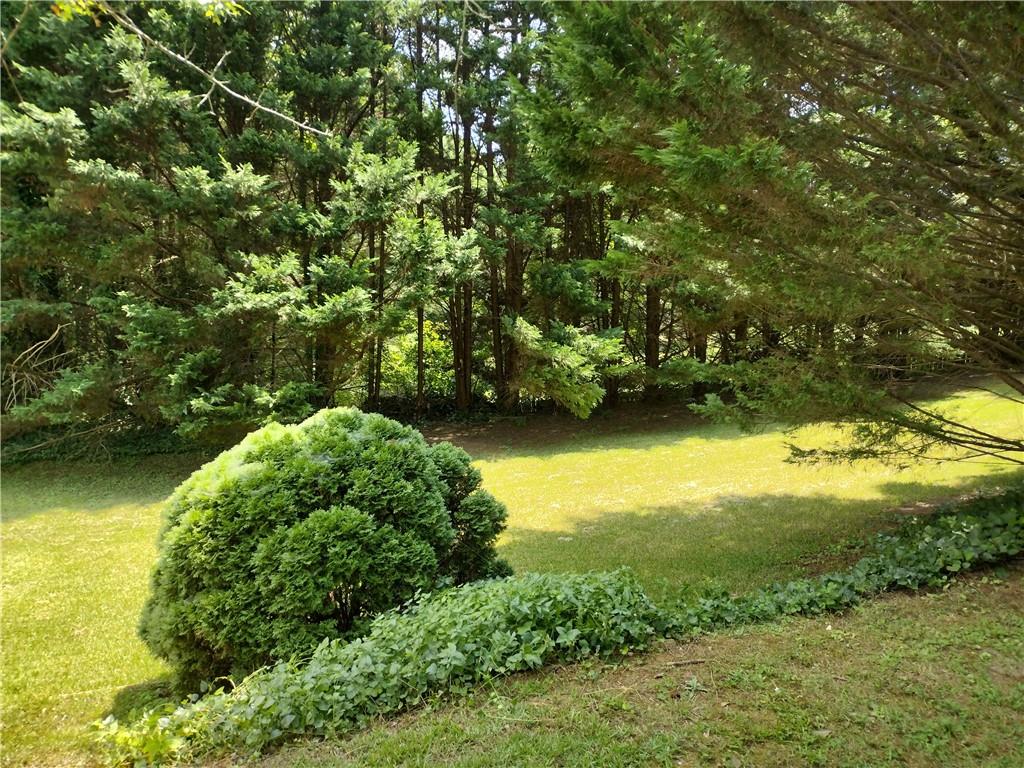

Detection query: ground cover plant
(96, 487), (1024, 763)
(102, 570), (668, 763)
(141, 408), (509, 689)
(1, 389), (1020, 766)
(263, 566), (1024, 768)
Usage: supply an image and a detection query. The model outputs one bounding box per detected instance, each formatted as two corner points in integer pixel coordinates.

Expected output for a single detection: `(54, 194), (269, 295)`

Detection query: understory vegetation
(2, 1), (1021, 465)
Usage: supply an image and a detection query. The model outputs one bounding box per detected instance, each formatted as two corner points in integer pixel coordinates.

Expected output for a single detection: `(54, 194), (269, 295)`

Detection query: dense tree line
(2, 1), (1021, 462)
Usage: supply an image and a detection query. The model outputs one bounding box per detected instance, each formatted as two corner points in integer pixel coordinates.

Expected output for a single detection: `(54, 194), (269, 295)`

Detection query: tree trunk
(691, 330), (708, 402)
(644, 283), (662, 401)
(483, 64), (506, 408)
(760, 317), (781, 357)
(501, 236), (523, 412)
(692, 333), (707, 364)
(366, 223), (378, 407)
(372, 221), (386, 407)
(605, 278), (623, 406)
(734, 318), (749, 361)
(415, 13), (427, 417)
(453, 100), (474, 411)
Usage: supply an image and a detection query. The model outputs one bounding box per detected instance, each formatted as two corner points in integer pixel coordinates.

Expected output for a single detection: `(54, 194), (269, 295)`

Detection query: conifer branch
(98, 2), (333, 138)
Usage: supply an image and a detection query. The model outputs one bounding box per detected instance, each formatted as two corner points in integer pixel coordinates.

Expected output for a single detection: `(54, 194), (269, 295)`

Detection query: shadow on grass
(107, 676), (178, 722)
(1, 417), (741, 521)
(0, 453), (204, 523)
(422, 406), (752, 461)
(498, 468), (1024, 603)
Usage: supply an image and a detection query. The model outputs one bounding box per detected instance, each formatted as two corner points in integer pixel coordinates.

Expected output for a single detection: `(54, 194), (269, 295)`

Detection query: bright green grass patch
(1, 455), (200, 767)
(478, 388), (1023, 600)
(1, 388), (1021, 765)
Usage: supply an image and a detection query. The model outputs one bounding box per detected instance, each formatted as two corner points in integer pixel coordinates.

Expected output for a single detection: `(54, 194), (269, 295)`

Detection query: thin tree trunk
(366, 224), (378, 406)
(692, 333), (707, 364)
(644, 283), (662, 401)
(366, 45), (379, 407)
(373, 221), (386, 407)
(453, 94), (474, 411)
(415, 12), (426, 416)
(606, 278), (623, 406)
(416, 305), (426, 414)
(482, 34), (506, 408)
(691, 330), (708, 401)
(735, 318), (749, 361)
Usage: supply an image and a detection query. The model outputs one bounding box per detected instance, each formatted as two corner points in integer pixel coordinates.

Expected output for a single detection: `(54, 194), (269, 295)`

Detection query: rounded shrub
(139, 408), (509, 689)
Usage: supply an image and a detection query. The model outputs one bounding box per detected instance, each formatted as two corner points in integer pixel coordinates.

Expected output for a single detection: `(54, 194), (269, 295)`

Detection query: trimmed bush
(139, 408), (509, 689)
(102, 570), (666, 763)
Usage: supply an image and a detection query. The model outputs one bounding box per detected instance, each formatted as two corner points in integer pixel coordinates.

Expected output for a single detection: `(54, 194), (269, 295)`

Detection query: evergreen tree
(3, 1), (1019, 463)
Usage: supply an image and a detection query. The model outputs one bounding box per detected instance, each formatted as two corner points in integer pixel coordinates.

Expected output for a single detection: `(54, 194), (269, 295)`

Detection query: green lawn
(1, 388), (1022, 766)
(471, 388), (1023, 600)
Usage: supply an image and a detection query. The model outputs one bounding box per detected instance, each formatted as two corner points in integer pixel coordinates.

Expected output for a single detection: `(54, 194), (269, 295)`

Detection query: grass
(263, 566), (1024, 768)
(1, 455), (201, 767)
(460, 388), (1023, 600)
(1, 387), (1022, 766)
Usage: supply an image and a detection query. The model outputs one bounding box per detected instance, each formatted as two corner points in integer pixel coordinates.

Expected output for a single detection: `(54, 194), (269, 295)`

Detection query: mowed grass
(1, 455), (201, 767)
(1, 387), (1022, 766)
(469, 388), (1024, 600)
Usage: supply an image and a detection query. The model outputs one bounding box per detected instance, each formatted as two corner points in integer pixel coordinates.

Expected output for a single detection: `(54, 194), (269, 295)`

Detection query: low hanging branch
(97, 1), (333, 138)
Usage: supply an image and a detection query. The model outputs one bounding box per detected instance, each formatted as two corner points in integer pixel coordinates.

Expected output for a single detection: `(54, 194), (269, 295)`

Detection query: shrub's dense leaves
(104, 489), (1022, 764)
(138, 408), (509, 689)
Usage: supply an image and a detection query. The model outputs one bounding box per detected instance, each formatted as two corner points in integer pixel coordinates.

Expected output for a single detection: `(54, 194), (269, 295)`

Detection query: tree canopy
(2, 0), (1021, 463)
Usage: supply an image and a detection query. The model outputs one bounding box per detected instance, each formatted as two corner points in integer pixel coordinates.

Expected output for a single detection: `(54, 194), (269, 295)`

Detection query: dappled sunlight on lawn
(0, 457), (194, 765)
(482, 390), (1023, 597)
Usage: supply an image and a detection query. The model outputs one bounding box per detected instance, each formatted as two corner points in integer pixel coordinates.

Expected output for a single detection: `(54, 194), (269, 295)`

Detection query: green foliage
(507, 318), (621, 418)
(0, 2), (455, 442)
(138, 408), (509, 689)
(535, 1), (1024, 460)
(4, 0), (1021, 460)
(380, 320), (455, 402)
(101, 570), (664, 763)
(0, 423), (203, 466)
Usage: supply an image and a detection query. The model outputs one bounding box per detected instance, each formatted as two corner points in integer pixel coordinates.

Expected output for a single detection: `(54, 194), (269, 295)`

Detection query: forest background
(2, 1), (1021, 464)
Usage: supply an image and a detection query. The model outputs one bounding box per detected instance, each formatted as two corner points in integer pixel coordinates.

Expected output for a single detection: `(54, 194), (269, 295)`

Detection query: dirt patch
(418, 403), (710, 456)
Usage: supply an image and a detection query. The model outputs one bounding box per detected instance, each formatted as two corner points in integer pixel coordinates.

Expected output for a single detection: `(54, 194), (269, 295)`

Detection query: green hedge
(100, 488), (1023, 765)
